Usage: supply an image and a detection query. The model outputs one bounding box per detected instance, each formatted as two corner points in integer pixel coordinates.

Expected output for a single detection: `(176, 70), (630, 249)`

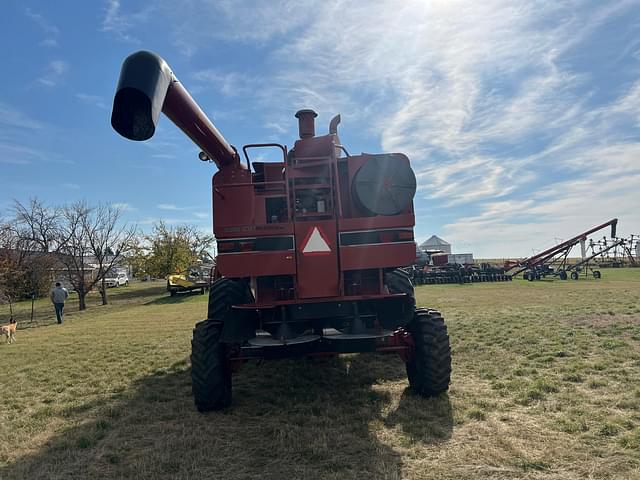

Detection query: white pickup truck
(104, 271), (129, 288)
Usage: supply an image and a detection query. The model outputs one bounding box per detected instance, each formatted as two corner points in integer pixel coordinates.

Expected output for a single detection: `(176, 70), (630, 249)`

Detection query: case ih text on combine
(111, 51), (451, 411)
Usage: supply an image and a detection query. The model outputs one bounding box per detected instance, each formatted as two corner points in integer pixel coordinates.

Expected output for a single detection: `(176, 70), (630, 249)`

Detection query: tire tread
(406, 308), (452, 396)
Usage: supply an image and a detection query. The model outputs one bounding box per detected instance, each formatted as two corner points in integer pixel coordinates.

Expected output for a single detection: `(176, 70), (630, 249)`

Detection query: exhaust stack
(295, 109), (317, 139)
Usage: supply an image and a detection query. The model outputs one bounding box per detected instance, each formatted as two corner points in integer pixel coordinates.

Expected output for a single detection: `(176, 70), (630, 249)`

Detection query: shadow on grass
(102, 284), (168, 302)
(144, 290), (207, 305)
(385, 389), (453, 443)
(0, 352), (457, 479)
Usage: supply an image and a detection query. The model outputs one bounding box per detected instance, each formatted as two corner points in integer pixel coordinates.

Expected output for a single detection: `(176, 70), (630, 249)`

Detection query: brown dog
(1, 318), (16, 344)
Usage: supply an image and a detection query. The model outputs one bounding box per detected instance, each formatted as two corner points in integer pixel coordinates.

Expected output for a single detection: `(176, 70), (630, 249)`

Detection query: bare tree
(56, 202), (137, 310)
(12, 198), (62, 253)
(57, 202), (93, 310)
(83, 204), (136, 305)
(9, 199), (68, 316)
(5, 200), (138, 312)
(0, 214), (24, 319)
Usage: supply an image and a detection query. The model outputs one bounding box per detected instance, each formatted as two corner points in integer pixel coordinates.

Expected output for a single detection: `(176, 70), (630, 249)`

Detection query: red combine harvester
(111, 51), (451, 411)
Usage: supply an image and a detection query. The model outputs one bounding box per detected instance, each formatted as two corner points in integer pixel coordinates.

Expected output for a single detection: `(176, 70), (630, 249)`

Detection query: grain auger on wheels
(111, 50), (451, 411)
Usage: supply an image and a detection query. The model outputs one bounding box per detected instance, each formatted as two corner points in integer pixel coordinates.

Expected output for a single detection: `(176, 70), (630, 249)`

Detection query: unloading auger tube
(111, 50), (241, 170)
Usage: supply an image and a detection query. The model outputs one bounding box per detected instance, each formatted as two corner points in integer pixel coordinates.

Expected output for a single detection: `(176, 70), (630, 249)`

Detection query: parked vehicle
(104, 270), (129, 288)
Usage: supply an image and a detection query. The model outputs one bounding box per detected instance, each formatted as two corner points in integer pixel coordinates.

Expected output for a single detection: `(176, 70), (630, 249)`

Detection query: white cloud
(37, 60), (69, 87)
(0, 103), (43, 130)
(156, 205), (209, 220)
(264, 121), (289, 135)
(192, 71), (255, 97)
(164, 0), (316, 56)
(76, 93), (108, 110)
(441, 139), (640, 257)
(63, 183), (81, 190)
(137, 217), (206, 226)
(157, 203), (201, 211)
(112, 203), (136, 212)
(101, 0), (153, 43)
(25, 8), (59, 47)
(242, 0), (639, 256)
(0, 157), (31, 165)
(0, 142), (48, 164)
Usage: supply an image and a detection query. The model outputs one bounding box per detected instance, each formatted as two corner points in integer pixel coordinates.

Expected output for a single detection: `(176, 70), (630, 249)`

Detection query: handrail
(242, 143), (287, 171)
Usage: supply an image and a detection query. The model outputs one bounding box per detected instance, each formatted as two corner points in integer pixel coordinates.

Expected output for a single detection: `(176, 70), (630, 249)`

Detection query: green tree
(125, 238), (150, 279)
(144, 221), (214, 278)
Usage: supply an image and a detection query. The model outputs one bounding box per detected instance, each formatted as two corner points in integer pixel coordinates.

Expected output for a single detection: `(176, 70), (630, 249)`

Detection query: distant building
(420, 235), (451, 255)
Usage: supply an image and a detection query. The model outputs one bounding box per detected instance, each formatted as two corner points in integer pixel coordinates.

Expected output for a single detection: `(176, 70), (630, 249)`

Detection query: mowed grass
(1, 271), (640, 479)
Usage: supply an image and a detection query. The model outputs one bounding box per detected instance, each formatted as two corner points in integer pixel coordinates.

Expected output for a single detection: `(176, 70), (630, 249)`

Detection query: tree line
(0, 198), (213, 314)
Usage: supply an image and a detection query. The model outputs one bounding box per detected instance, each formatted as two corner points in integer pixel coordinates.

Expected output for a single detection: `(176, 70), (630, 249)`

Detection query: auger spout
(111, 50), (240, 169)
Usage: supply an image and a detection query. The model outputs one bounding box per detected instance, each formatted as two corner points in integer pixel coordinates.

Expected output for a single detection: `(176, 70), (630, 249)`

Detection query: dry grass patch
(1, 271), (640, 479)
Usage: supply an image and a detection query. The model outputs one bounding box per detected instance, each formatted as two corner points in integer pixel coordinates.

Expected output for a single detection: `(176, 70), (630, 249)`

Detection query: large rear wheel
(191, 320), (231, 412)
(384, 268), (415, 298)
(191, 277), (250, 412)
(405, 308), (451, 396)
(207, 277), (250, 320)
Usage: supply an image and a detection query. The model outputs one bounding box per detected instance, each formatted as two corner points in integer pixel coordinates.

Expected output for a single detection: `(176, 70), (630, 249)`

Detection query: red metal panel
(293, 135), (335, 159)
(212, 184), (255, 237)
(340, 243), (416, 270)
(338, 213), (415, 232)
(217, 251), (295, 277)
(295, 220), (339, 298)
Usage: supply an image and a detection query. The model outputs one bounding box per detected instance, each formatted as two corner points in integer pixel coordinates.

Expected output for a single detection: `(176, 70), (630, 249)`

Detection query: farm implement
(589, 235), (639, 268)
(506, 218), (620, 280)
(166, 265), (213, 296)
(410, 263), (512, 285)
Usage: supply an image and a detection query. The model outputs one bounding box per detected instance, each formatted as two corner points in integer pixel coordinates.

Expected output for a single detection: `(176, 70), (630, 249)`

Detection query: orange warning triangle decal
(301, 226), (331, 256)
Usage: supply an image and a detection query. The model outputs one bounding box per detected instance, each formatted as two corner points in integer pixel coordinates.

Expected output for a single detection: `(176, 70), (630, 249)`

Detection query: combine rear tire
(191, 320), (231, 411)
(385, 268), (414, 298)
(191, 278), (251, 412)
(207, 277), (250, 320)
(405, 308), (451, 396)
(593, 270), (601, 279)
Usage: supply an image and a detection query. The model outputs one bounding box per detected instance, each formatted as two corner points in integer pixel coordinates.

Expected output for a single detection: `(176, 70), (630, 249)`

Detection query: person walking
(50, 282), (69, 324)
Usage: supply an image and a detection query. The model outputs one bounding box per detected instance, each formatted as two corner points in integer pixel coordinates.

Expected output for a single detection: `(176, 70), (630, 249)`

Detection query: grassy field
(1, 271), (639, 479)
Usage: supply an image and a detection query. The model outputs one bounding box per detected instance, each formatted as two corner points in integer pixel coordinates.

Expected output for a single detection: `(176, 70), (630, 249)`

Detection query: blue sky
(0, 0), (639, 257)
